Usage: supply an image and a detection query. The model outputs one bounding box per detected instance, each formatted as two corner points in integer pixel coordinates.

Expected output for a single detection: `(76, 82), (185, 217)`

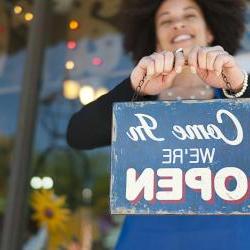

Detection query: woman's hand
(130, 51), (185, 95)
(131, 46), (245, 96)
(188, 45), (245, 91)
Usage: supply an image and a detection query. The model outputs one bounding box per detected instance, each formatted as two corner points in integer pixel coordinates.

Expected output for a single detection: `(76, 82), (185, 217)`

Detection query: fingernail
(190, 66), (196, 74)
(176, 66), (182, 74)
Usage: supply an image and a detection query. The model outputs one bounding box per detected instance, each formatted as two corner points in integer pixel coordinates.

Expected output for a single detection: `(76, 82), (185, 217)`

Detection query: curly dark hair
(118, 0), (247, 63)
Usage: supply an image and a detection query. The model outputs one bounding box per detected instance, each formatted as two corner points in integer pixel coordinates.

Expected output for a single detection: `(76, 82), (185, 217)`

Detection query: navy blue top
(116, 215), (250, 250)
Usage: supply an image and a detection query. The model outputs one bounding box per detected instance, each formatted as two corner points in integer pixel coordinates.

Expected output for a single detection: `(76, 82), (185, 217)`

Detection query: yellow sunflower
(30, 189), (70, 233)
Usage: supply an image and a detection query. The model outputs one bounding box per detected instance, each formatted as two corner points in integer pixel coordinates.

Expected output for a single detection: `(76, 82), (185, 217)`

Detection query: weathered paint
(110, 99), (250, 215)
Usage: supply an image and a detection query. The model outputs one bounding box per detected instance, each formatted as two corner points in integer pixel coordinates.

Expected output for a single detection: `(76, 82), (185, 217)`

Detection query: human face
(155, 0), (214, 55)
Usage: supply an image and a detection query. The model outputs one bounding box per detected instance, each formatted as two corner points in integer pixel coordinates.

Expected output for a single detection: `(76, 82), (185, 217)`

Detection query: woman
(67, 0), (250, 249)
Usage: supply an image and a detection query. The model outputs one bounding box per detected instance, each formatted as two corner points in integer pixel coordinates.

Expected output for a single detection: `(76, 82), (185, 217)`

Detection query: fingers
(143, 51), (185, 78)
(152, 53), (165, 75)
(213, 54), (235, 76)
(174, 50), (185, 73)
(188, 45), (227, 74)
(132, 46), (235, 94)
(147, 57), (155, 77)
(137, 46), (231, 80)
(163, 51), (175, 74)
(188, 46), (199, 74)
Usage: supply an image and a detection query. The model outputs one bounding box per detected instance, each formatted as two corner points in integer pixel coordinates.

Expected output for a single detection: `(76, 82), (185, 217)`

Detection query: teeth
(173, 34), (192, 43)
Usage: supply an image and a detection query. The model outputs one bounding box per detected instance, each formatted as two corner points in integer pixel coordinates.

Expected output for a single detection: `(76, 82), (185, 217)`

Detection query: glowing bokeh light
(92, 56), (103, 66)
(14, 5), (23, 14)
(79, 86), (95, 105)
(65, 60), (75, 70)
(95, 87), (108, 99)
(42, 177), (54, 189)
(67, 40), (77, 50)
(24, 12), (34, 21)
(30, 177), (42, 189)
(63, 80), (80, 100)
(69, 20), (79, 30)
(82, 188), (93, 200)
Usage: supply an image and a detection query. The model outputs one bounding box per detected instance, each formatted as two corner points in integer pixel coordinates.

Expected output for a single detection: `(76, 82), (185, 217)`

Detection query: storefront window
(1, 1), (250, 249)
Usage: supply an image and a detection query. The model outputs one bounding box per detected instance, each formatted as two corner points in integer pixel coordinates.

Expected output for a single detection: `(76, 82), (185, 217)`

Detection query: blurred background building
(0, 0), (249, 249)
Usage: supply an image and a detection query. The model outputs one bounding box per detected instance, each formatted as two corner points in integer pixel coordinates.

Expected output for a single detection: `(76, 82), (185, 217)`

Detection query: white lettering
(216, 109), (243, 146)
(162, 149), (172, 164)
(126, 114), (165, 141)
(200, 148), (215, 164)
(171, 109), (243, 146)
(189, 148), (199, 163)
(126, 168), (154, 201)
(156, 168), (183, 201)
(125, 167), (248, 203)
(185, 168), (212, 201)
(214, 167), (248, 201)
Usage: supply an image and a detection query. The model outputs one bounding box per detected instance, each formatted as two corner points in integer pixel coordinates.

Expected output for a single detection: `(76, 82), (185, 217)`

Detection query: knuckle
(149, 55), (155, 59)
(141, 56), (149, 61)
(149, 60), (155, 66)
(207, 52), (216, 60)
(189, 46), (199, 55)
(215, 45), (224, 50)
(188, 52), (196, 61)
(208, 50), (217, 55)
(141, 56), (151, 63)
(166, 55), (175, 64)
(155, 53), (164, 61)
(166, 51), (174, 58)
(198, 47), (206, 55)
(217, 53), (227, 59)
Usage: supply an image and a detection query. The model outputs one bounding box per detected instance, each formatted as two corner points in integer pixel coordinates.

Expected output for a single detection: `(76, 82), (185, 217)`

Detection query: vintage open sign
(110, 99), (250, 215)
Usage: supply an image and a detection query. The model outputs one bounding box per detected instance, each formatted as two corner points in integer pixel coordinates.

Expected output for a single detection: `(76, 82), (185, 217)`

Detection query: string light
(67, 40), (77, 50)
(79, 86), (95, 105)
(95, 87), (108, 99)
(24, 12), (34, 21)
(69, 20), (79, 30)
(65, 60), (75, 70)
(92, 56), (103, 66)
(63, 79), (80, 100)
(14, 5), (23, 14)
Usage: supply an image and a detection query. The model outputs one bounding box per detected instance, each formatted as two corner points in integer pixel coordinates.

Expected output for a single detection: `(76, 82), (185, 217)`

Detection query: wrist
(231, 70), (245, 92)
(223, 70), (248, 98)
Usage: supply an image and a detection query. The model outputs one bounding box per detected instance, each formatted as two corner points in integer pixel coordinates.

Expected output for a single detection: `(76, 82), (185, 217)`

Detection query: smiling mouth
(172, 34), (194, 44)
